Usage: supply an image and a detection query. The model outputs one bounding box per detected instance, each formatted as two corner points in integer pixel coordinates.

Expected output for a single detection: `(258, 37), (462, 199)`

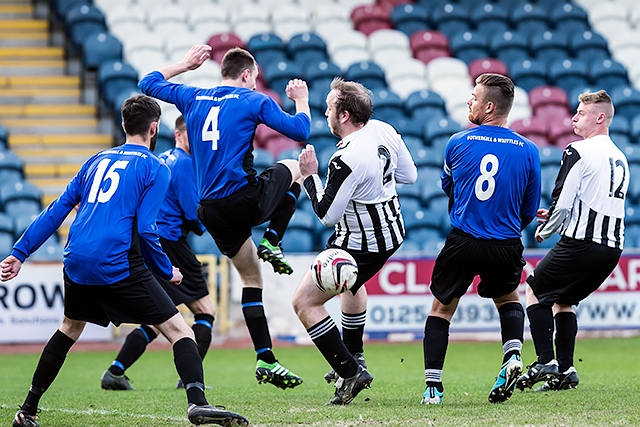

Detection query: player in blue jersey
(420, 74), (541, 406)
(139, 44), (310, 389)
(100, 115), (218, 391)
(2, 95), (248, 427)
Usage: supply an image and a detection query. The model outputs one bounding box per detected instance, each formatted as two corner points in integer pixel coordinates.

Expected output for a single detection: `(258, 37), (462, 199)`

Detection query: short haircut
(475, 73), (514, 117)
(578, 89), (614, 124)
(121, 95), (161, 137)
(330, 77), (373, 126)
(175, 115), (186, 132)
(220, 47), (257, 80)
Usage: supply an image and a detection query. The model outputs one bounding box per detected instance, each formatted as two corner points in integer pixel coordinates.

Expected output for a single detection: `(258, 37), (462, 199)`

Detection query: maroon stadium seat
(511, 117), (550, 147)
(529, 86), (571, 120)
(206, 32), (245, 64)
(410, 30), (451, 65)
(468, 58), (508, 82)
(547, 116), (578, 147)
(351, 4), (393, 36)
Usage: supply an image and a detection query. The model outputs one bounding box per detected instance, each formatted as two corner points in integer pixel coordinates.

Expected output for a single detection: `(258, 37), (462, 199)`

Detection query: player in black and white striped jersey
(517, 89), (629, 393)
(292, 77), (417, 405)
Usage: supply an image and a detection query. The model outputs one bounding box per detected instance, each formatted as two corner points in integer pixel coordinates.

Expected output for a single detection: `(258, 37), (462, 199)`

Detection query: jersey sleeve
(137, 163), (173, 279)
(256, 94), (311, 142)
(138, 71), (197, 113)
(176, 156), (205, 235)
(11, 166), (85, 262)
(395, 137), (418, 184)
(520, 145), (542, 230)
(304, 155), (358, 226)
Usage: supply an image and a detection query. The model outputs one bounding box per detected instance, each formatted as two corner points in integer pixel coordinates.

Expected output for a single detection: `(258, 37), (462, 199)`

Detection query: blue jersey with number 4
(139, 71), (311, 201)
(12, 144), (173, 285)
(442, 125), (541, 239)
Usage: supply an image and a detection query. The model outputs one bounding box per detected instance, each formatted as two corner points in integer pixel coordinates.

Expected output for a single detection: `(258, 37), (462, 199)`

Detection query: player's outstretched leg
(255, 360), (303, 389)
(257, 238), (293, 275)
(488, 354), (523, 403)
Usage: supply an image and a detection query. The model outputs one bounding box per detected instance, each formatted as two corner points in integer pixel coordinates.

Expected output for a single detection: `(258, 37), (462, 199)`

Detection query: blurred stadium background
(2, 0), (640, 260)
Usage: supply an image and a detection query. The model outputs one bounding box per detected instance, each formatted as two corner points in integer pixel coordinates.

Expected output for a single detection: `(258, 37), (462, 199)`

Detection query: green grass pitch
(1, 337), (639, 426)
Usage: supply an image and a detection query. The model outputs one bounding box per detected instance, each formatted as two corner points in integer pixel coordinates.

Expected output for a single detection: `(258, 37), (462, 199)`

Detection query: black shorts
(63, 269), (179, 327)
(156, 236), (209, 305)
(430, 228), (525, 305)
(526, 236), (621, 307)
(328, 245), (399, 295)
(197, 163), (293, 258)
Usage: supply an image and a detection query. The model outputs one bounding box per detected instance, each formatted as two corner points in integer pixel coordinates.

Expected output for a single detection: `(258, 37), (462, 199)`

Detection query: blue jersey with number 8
(442, 124), (541, 240)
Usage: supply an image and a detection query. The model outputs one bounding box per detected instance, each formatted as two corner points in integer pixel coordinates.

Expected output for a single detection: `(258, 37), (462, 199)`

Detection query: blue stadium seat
(431, 3), (471, 37)
(538, 145), (563, 167)
(423, 117), (462, 151)
(0, 124), (7, 149)
(52, 0), (88, 22)
(30, 236), (64, 262)
(449, 31), (489, 64)
(623, 145), (640, 166)
(568, 30), (610, 62)
(248, 33), (287, 66)
(281, 229), (315, 253)
(82, 32), (123, 70)
(609, 116), (630, 146)
(540, 164), (558, 201)
(405, 89), (446, 122)
(630, 115), (640, 142)
(529, 30), (570, 66)
(567, 84), (598, 111)
(589, 59), (629, 93)
(154, 123), (174, 155)
(413, 145), (444, 169)
(308, 85), (330, 118)
(490, 31), (529, 65)
(0, 231), (13, 258)
(393, 117), (426, 145)
(188, 233), (221, 256)
(469, 3), (510, 36)
(304, 60), (342, 92)
(345, 61), (387, 90)
(628, 165), (640, 203)
(625, 224), (640, 248)
(317, 146), (335, 176)
(111, 88), (142, 129)
(253, 148), (274, 173)
(509, 58), (548, 92)
(403, 207), (442, 233)
(548, 3), (589, 34)
(98, 59), (138, 109)
(548, 58), (589, 95)
(288, 33), (327, 65)
(510, 3), (550, 36)
(371, 88), (406, 123)
(610, 86), (640, 122)
(308, 117), (337, 152)
(65, 4), (106, 51)
(0, 151), (24, 186)
(390, 3), (429, 37)
(396, 182), (422, 205)
(263, 60), (304, 95)
(1, 181), (42, 219)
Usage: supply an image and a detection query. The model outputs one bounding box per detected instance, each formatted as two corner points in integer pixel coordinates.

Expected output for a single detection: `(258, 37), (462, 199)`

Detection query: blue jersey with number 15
(442, 125), (541, 240)
(12, 144), (173, 285)
(139, 71), (311, 201)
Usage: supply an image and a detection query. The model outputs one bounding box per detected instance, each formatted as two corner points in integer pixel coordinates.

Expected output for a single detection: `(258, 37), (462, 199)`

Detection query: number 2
(609, 157), (626, 199)
(202, 106), (220, 150)
(475, 154), (499, 201)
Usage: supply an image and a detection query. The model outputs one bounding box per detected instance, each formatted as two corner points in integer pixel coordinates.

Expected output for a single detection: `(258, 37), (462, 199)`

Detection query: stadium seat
(530, 30), (570, 66)
(431, 3), (470, 37)
(188, 4), (230, 40)
(405, 89), (446, 122)
(630, 115), (640, 142)
(304, 60), (342, 91)
(548, 58), (589, 95)
(230, 4), (272, 42)
(351, 4), (393, 36)
(317, 145), (336, 176)
(206, 33), (245, 64)
(369, 28), (411, 63)
(0, 151), (24, 185)
(607, 31), (640, 71)
(147, 5), (189, 34)
(288, 32), (327, 65)
(65, 4), (106, 51)
(628, 164), (640, 203)
(449, 31), (490, 65)
(426, 56), (471, 89)
(413, 145), (444, 170)
(0, 125), (7, 149)
(489, 31), (530, 65)
(1, 181), (42, 219)
(529, 86), (571, 120)
(345, 61), (387, 90)
(423, 117), (462, 150)
(371, 88), (406, 123)
(410, 30), (451, 65)
(547, 116), (578, 147)
(82, 32), (123, 70)
(610, 86), (640, 122)
(568, 30), (610, 62)
(469, 3), (510, 35)
(52, 0), (89, 22)
(98, 59), (138, 109)
(508, 58), (547, 92)
(247, 33), (287, 66)
(308, 118), (337, 152)
(188, 232), (221, 256)
(588, 2), (628, 37)
(281, 229), (315, 252)
(510, 3), (551, 36)
(511, 117), (550, 147)
(308, 85), (330, 117)
(325, 30), (370, 71)
(390, 3), (429, 36)
(403, 206), (443, 234)
(609, 115), (631, 145)
(30, 236), (65, 262)
(384, 58), (427, 95)
(271, 4), (312, 42)
(393, 116), (426, 145)
(263, 60), (304, 95)
(253, 148), (275, 174)
(549, 3), (590, 34)
(589, 58), (629, 93)
(467, 58), (508, 82)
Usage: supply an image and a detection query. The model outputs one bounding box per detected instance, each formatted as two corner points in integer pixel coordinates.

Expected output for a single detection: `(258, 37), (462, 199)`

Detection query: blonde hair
(578, 90), (614, 124)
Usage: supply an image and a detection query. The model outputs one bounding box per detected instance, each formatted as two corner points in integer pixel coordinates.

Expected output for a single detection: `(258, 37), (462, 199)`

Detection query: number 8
(475, 154), (499, 201)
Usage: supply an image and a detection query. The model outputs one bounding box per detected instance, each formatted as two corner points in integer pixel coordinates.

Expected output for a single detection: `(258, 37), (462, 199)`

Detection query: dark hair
(175, 115), (186, 132)
(220, 47), (257, 80)
(330, 77), (373, 126)
(475, 73), (514, 117)
(121, 95), (161, 137)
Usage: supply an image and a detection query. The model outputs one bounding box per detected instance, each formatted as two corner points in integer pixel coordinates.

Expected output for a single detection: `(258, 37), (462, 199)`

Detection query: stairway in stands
(0, 0), (113, 240)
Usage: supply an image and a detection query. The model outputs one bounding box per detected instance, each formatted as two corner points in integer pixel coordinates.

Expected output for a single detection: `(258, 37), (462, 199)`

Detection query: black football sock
(22, 330), (75, 415)
(173, 337), (207, 406)
(242, 287), (276, 364)
(264, 182), (300, 245)
(423, 316), (449, 390)
(109, 325), (157, 376)
(498, 302), (525, 363)
(192, 314), (214, 361)
(527, 303), (555, 364)
(555, 311), (578, 372)
(341, 311), (366, 355)
(307, 316), (358, 379)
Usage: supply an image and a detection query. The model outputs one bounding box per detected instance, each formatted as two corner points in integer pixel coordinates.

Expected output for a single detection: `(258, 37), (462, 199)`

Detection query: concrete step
(0, 60), (65, 75)
(14, 146), (99, 160)
(9, 133), (112, 148)
(1, 117), (99, 134)
(0, 75), (81, 89)
(0, 4), (33, 19)
(24, 162), (82, 177)
(0, 87), (81, 103)
(0, 19), (48, 35)
(0, 46), (64, 60)
(0, 104), (94, 119)
(0, 33), (48, 47)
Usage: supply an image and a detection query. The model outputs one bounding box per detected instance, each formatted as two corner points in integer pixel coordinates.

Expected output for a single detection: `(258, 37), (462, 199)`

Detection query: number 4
(202, 106), (220, 150)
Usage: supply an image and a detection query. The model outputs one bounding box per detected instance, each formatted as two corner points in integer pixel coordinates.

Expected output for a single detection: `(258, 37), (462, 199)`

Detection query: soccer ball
(310, 248), (358, 295)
